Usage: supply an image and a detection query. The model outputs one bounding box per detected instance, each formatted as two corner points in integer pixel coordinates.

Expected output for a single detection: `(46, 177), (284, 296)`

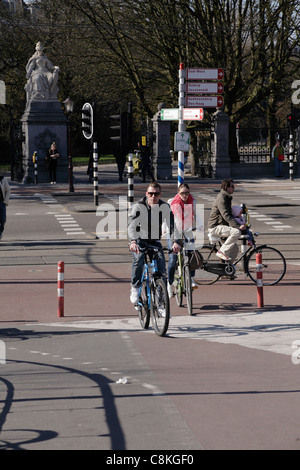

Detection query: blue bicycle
(136, 243), (170, 337)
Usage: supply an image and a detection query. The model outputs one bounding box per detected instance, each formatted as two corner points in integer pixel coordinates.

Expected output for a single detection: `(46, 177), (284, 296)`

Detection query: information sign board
(186, 95), (224, 108)
(186, 68), (224, 80)
(161, 108), (179, 120)
(175, 131), (190, 151)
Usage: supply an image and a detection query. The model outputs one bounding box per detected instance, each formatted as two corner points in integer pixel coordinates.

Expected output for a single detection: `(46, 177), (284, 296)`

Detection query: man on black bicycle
(128, 182), (181, 305)
(208, 178), (246, 262)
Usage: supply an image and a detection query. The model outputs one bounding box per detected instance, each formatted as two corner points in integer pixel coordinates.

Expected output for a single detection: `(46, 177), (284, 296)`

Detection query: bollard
(128, 152), (134, 210)
(289, 132), (294, 181)
(57, 261), (64, 318)
(93, 141), (98, 206)
(256, 253), (264, 308)
(33, 151), (38, 184)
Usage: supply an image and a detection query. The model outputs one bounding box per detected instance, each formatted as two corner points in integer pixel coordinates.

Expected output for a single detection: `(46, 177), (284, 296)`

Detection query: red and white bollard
(57, 261), (64, 318)
(256, 253), (264, 308)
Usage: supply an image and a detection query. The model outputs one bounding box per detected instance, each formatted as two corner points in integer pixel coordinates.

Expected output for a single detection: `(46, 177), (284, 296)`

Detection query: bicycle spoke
(194, 245), (220, 285)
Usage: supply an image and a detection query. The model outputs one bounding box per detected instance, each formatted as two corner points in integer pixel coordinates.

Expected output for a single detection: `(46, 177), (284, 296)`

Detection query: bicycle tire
(246, 245), (286, 286)
(194, 245), (220, 285)
(184, 265), (193, 316)
(151, 278), (170, 337)
(174, 260), (183, 307)
(139, 281), (150, 329)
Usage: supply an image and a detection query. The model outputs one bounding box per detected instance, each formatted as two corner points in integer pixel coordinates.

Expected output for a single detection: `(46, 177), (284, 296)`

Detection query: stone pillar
(212, 109), (231, 179)
(21, 101), (68, 183)
(21, 41), (68, 184)
(152, 104), (172, 180)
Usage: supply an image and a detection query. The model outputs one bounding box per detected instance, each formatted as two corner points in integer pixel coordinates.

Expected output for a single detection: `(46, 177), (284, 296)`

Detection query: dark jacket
(128, 196), (180, 243)
(208, 189), (240, 230)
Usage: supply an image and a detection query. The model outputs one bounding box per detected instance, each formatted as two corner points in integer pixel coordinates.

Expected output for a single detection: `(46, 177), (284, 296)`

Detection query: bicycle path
(0, 260), (298, 323)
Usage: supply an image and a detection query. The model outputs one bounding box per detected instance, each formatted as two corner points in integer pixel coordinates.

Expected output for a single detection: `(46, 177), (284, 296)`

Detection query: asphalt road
(1, 169), (300, 451)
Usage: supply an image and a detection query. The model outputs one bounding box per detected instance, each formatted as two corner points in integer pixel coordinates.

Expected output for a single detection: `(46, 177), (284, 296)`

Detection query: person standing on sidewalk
(0, 174), (10, 240)
(47, 142), (60, 184)
(208, 179), (246, 262)
(272, 140), (285, 178)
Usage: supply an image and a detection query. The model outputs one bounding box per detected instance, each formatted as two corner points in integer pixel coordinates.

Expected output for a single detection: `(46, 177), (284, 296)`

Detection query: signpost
(161, 108), (179, 121)
(174, 131), (190, 152)
(176, 65), (224, 184)
(186, 68), (224, 80)
(161, 107), (204, 121)
(186, 95), (224, 108)
(183, 108), (204, 121)
(186, 82), (223, 95)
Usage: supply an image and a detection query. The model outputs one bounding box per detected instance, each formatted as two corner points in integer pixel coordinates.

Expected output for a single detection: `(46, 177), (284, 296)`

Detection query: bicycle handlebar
(136, 242), (173, 254)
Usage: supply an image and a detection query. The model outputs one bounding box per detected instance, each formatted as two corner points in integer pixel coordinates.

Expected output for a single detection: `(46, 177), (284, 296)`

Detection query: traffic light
(287, 113), (295, 129)
(81, 103), (93, 140)
(110, 110), (128, 153)
(287, 107), (300, 130)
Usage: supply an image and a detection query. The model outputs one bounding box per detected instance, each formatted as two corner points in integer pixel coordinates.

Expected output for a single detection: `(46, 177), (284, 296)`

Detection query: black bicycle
(174, 243), (194, 316)
(194, 232), (286, 286)
(136, 243), (170, 337)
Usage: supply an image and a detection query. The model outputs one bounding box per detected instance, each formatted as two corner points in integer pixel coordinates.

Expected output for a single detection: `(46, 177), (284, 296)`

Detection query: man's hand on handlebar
(129, 240), (140, 254)
(172, 242), (181, 253)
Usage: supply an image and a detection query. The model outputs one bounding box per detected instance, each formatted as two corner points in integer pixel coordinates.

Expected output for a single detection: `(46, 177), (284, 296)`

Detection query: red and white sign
(183, 108), (204, 121)
(186, 95), (224, 108)
(186, 68), (224, 81)
(187, 82), (224, 95)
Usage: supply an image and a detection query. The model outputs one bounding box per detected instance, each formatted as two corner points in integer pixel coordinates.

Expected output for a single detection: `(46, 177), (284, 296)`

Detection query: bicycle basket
(189, 250), (203, 270)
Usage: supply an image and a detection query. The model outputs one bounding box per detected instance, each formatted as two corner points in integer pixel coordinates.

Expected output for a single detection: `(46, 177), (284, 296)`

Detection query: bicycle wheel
(138, 281), (150, 329)
(151, 278), (170, 337)
(246, 245), (286, 286)
(194, 245), (220, 285)
(174, 260), (183, 307)
(184, 265), (193, 316)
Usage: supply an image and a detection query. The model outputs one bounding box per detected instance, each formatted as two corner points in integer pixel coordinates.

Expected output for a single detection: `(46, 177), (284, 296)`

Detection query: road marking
(34, 311), (300, 358)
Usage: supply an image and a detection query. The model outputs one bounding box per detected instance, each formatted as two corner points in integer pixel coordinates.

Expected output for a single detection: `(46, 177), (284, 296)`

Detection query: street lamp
(63, 97), (75, 192)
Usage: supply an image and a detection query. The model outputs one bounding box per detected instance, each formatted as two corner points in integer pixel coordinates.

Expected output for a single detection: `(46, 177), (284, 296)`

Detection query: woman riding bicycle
(167, 183), (198, 298)
(128, 182), (181, 305)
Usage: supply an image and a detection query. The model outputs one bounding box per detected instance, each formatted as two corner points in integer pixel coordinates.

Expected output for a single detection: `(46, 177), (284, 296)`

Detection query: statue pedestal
(21, 100), (68, 184)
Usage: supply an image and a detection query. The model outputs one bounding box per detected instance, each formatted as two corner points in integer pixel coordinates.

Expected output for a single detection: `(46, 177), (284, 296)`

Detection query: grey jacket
(208, 189), (240, 230)
(128, 196), (180, 243)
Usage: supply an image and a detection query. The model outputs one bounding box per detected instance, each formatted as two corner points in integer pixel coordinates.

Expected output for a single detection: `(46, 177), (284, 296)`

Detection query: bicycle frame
(137, 252), (159, 310)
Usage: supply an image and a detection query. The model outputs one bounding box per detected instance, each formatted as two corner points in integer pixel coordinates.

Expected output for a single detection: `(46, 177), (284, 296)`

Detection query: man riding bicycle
(208, 178), (246, 262)
(128, 182), (181, 305)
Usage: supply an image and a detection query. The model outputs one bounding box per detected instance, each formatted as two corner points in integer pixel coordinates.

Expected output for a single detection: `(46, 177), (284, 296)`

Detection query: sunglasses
(179, 191), (190, 195)
(147, 192), (160, 197)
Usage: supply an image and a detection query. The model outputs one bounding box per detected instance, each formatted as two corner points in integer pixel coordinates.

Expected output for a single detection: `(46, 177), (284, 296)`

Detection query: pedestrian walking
(0, 174), (10, 240)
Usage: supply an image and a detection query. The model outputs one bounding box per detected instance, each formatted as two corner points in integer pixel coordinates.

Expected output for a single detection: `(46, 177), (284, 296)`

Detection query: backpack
(189, 250), (203, 270)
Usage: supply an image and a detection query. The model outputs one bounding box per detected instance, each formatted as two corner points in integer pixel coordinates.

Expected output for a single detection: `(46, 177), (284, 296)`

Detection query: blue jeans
(0, 203), (7, 236)
(167, 238), (195, 285)
(131, 241), (166, 287)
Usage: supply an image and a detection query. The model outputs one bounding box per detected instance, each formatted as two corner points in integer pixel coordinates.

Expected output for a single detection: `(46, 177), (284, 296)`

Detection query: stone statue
(25, 42), (60, 103)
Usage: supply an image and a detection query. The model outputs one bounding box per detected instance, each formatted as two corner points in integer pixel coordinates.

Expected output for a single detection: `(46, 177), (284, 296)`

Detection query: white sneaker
(130, 286), (139, 304)
(167, 282), (174, 298)
(216, 250), (231, 261)
(191, 278), (198, 289)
